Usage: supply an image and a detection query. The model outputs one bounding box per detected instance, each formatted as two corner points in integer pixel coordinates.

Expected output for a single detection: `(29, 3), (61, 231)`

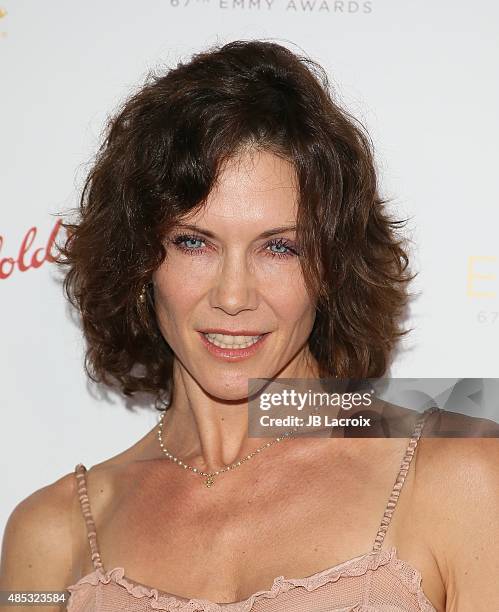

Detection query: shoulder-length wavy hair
(55, 39), (416, 410)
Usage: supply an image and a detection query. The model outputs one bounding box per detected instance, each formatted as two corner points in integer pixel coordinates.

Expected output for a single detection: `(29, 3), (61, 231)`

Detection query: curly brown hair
(55, 39), (416, 410)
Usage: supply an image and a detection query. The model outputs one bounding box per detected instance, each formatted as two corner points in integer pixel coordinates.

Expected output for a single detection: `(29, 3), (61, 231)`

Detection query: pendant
(205, 475), (215, 488)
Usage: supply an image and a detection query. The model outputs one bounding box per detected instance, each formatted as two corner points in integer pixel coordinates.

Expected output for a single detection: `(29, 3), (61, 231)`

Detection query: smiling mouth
(201, 332), (264, 349)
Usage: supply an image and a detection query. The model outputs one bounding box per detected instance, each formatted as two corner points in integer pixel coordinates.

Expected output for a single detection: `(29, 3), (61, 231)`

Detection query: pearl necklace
(157, 410), (298, 488)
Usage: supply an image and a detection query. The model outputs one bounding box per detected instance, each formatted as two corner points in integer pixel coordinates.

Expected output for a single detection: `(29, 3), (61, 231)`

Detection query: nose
(209, 249), (258, 315)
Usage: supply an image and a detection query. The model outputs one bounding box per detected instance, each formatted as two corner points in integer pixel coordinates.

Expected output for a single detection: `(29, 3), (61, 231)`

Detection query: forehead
(185, 149), (299, 229)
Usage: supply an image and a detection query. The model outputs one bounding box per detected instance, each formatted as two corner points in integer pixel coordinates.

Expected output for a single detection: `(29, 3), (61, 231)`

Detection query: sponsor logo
(0, 218), (65, 280)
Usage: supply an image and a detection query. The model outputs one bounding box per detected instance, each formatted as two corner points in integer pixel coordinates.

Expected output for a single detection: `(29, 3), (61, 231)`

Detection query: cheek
(265, 281), (315, 323)
(152, 263), (208, 326)
(155, 254), (209, 293)
(154, 279), (204, 315)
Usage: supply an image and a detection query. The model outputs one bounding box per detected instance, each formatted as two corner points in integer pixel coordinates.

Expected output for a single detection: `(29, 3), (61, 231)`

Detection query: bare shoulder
(415, 410), (499, 609)
(416, 408), (499, 513)
(59, 426), (160, 530)
(0, 469), (76, 602)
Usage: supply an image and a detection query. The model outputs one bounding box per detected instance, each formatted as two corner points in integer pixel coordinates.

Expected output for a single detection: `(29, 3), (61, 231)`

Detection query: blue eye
(170, 234), (206, 255)
(265, 238), (300, 259)
(170, 234), (300, 259)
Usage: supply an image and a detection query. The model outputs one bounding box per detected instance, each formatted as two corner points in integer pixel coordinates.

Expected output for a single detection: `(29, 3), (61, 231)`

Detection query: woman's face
(152, 148), (318, 400)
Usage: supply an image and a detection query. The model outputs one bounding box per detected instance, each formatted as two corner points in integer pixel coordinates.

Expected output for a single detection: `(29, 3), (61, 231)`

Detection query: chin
(200, 371), (266, 402)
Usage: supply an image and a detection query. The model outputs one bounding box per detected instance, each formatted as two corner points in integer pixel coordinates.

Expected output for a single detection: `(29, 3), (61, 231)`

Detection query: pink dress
(66, 407), (440, 611)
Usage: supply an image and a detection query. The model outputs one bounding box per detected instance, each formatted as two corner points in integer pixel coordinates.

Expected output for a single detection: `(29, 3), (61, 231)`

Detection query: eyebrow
(174, 223), (297, 239)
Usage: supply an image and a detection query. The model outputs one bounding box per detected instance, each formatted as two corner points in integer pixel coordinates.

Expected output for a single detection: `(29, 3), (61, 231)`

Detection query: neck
(158, 350), (320, 472)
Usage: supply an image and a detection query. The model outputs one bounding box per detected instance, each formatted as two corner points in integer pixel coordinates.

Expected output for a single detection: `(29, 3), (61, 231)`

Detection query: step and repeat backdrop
(1, 1), (498, 542)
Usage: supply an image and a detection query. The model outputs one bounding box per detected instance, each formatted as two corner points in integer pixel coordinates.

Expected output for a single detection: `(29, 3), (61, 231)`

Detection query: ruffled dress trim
(66, 546), (436, 612)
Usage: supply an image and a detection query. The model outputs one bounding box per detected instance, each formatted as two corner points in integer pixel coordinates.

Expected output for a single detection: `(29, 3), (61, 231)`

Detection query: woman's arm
(0, 472), (75, 612)
(419, 437), (499, 611)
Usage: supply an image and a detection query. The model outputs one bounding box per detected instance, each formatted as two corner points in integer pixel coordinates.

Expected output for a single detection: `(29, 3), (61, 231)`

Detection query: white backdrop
(1, 1), (498, 546)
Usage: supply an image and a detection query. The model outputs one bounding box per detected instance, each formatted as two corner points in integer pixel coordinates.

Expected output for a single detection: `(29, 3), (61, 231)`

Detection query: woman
(1, 40), (497, 612)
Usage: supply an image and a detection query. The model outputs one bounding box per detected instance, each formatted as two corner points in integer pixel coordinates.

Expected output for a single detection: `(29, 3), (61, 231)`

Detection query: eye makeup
(169, 233), (300, 260)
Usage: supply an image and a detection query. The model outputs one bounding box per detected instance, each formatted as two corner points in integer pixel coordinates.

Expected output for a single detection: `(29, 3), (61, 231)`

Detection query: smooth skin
(1, 150), (498, 611)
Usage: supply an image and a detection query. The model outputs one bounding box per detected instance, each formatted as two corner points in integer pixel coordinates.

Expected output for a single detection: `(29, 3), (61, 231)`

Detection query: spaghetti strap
(74, 463), (104, 572)
(371, 406), (441, 552)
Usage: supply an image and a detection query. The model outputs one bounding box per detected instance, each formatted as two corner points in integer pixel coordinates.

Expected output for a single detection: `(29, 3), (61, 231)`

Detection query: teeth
(203, 333), (262, 349)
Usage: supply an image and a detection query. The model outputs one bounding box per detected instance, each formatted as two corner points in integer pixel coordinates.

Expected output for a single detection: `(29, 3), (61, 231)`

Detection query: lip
(198, 331), (270, 361)
(199, 328), (268, 335)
